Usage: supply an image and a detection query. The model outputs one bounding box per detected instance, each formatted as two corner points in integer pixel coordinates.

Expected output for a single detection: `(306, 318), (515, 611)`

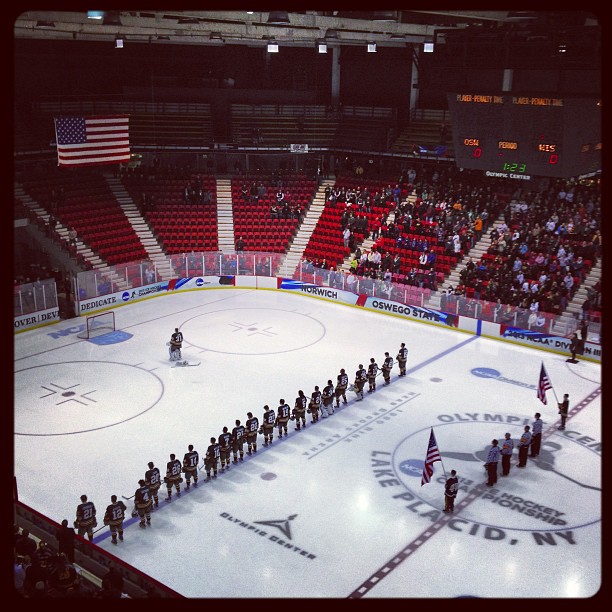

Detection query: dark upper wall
(14, 38), (600, 113)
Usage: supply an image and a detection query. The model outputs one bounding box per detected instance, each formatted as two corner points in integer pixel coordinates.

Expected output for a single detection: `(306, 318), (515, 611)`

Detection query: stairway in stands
(278, 179), (336, 278)
(104, 176), (173, 281)
(215, 178), (236, 252)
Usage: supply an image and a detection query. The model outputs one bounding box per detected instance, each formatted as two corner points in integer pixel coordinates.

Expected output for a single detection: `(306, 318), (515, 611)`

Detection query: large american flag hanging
(54, 115), (130, 167)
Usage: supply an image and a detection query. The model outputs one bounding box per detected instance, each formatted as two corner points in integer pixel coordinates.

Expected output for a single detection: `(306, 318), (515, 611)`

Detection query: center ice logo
(376, 418), (601, 544)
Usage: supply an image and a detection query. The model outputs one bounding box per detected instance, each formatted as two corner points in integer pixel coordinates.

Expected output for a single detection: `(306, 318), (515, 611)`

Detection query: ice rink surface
(13, 288), (602, 599)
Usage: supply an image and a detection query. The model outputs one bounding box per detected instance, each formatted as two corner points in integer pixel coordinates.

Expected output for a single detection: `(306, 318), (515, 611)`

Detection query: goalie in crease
(168, 327), (184, 361)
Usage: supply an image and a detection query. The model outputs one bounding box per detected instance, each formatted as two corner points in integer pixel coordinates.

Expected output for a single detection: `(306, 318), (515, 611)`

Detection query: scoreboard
(446, 93), (601, 179)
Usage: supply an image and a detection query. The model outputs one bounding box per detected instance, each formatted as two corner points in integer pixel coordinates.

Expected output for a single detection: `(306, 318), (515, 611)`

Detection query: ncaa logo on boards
(122, 291), (131, 302)
(382, 418), (600, 544)
(195, 278), (204, 287)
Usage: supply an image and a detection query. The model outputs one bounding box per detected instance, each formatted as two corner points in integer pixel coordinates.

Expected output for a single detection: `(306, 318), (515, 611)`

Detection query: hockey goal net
(77, 311), (116, 339)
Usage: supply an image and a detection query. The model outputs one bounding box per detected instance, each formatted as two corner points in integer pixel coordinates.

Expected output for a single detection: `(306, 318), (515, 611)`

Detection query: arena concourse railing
(68, 251), (597, 341)
(14, 277), (57, 317)
(13, 251), (600, 349)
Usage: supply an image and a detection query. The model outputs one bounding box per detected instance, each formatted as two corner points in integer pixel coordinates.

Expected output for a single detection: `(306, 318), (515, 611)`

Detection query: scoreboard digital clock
(447, 94), (601, 179)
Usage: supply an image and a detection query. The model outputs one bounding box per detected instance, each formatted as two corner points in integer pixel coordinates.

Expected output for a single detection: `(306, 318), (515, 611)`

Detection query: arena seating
(121, 174), (219, 254)
(20, 171), (148, 266)
(231, 174), (316, 253)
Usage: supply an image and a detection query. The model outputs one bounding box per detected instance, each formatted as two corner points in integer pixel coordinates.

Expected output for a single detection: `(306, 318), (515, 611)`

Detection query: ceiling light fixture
(267, 11), (290, 24)
(86, 11), (104, 20)
(267, 40), (279, 53)
(367, 42), (377, 53)
(317, 41), (328, 53)
(423, 41), (434, 53)
(115, 37), (124, 48)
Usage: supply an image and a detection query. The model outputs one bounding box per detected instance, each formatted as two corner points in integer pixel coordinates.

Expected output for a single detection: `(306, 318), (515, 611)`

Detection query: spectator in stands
(14, 524), (22, 551)
(250, 181), (258, 202)
(236, 236), (245, 252)
(392, 254), (401, 275)
(23, 546), (53, 596)
(48, 552), (80, 596)
(276, 188), (285, 206)
(56, 519), (76, 564)
(563, 270), (574, 294)
(68, 226), (77, 247)
(145, 265), (155, 285)
(346, 271), (357, 293)
(15, 528), (37, 560)
(240, 183), (249, 202)
(591, 230), (601, 259)
(572, 255), (585, 281)
(98, 566), (124, 598)
(342, 227), (351, 249)
(427, 249), (437, 270)
(381, 251), (393, 273)
(201, 188), (212, 206)
(14, 553), (28, 595)
(257, 182), (266, 202)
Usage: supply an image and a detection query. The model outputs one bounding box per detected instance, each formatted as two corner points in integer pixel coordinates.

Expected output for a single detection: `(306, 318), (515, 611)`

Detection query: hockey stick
(121, 494), (135, 500)
(92, 525), (106, 535)
(172, 360), (201, 368)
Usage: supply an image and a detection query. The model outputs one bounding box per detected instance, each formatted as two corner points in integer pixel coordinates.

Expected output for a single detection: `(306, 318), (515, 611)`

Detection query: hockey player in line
(231, 419), (246, 464)
(168, 327), (183, 361)
(276, 399), (291, 438)
(354, 364), (367, 401)
(321, 380), (335, 416)
(262, 405), (276, 447)
(218, 427), (232, 472)
(204, 437), (221, 481)
(103, 495), (126, 545)
(292, 390), (308, 431)
(367, 358), (379, 392)
(309, 386), (322, 423)
(145, 461), (161, 508)
(335, 368), (349, 408)
(182, 444), (199, 489)
(165, 453), (183, 501)
(245, 412), (260, 455)
(382, 352), (394, 385)
(396, 342), (408, 377)
(134, 480), (152, 528)
(74, 494), (97, 542)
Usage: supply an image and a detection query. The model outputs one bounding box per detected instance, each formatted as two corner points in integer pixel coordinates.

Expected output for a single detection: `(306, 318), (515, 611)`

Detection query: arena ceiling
(14, 10), (599, 50)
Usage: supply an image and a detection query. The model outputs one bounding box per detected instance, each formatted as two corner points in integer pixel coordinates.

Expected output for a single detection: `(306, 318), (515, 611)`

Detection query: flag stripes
(54, 115), (130, 167)
(537, 362), (553, 404)
(421, 427), (442, 486)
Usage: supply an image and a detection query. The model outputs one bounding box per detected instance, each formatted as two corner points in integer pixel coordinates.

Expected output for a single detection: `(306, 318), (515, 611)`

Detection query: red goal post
(77, 311), (116, 339)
